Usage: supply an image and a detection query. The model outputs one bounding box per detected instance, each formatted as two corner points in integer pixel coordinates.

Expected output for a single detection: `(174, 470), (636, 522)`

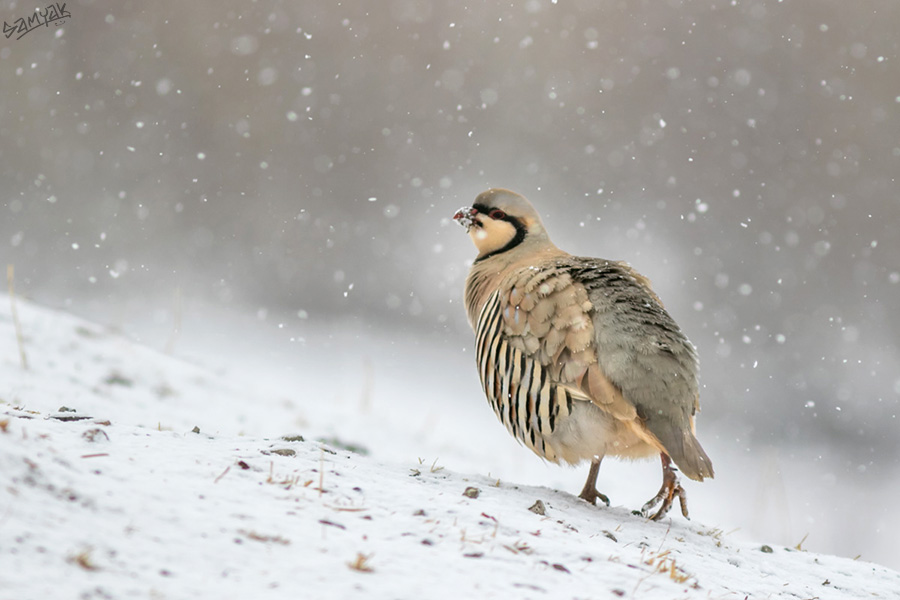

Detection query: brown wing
(493, 262), (638, 422)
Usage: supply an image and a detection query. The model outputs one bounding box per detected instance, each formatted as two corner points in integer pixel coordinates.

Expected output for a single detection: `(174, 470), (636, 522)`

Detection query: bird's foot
(578, 486), (610, 507)
(641, 464), (689, 521)
(577, 458), (610, 506)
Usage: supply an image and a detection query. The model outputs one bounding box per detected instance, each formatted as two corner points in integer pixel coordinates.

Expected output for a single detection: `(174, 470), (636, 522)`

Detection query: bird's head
(453, 188), (550, 261)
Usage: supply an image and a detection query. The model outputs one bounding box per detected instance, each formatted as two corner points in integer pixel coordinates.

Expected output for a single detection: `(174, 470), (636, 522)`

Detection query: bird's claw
(578, 488), (610, 507)
(641, 460), (690, 521)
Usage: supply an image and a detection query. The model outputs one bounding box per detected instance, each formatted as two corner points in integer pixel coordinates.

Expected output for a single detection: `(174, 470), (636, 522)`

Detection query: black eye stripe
(472, 203), (509, 221)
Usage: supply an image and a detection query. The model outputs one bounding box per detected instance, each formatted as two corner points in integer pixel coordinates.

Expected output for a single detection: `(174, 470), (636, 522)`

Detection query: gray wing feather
(568, 258), (714, 480)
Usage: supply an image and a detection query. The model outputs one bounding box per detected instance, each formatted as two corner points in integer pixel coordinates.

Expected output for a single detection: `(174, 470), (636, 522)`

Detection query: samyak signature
(3, 3), (71, 41)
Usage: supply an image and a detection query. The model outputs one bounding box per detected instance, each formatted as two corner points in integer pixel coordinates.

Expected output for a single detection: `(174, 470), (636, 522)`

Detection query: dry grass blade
(68, 548), (99, 571)
(348, 552), (374, 573)
(7, 265), (28, 370)
(239, 529), (290, 545)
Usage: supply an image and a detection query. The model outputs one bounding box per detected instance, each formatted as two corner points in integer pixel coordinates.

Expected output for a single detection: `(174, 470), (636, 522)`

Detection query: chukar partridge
(454, 188), (714, 520)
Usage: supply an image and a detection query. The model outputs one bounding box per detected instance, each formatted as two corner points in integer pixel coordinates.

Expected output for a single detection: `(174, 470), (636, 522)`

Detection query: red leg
(578, 457), (610, 506)
(641, 454), (689, 521)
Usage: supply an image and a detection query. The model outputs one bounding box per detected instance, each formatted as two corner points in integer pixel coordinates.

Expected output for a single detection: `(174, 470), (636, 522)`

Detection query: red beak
(453, 207), (476, 221)
(453, 206), (478, 230)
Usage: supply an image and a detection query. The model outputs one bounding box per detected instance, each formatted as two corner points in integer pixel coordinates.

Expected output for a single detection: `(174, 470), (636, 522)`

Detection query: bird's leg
(577, 457), (610, 506)
(641, 454), (689, 521)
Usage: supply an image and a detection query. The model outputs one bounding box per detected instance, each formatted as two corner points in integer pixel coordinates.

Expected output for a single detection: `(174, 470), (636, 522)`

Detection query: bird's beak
(453, 206), (478, 231)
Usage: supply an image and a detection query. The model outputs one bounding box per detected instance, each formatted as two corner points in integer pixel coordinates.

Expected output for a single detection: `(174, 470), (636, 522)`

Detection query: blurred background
(2, 0), (899, 569)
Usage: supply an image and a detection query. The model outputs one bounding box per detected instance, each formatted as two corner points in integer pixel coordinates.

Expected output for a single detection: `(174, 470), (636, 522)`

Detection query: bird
(453, 188), (714, 520)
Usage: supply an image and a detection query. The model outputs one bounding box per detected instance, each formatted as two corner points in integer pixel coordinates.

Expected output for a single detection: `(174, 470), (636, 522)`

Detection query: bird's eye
(489, 209), (507, 220)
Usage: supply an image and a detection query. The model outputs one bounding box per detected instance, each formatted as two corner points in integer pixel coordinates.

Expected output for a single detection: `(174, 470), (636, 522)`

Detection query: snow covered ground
(2, 295), (899, 599)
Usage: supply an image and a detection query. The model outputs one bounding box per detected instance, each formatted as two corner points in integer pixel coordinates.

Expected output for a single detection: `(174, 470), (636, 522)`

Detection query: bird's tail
(679, 431), (714, 481)
(653, 426), (715, 481)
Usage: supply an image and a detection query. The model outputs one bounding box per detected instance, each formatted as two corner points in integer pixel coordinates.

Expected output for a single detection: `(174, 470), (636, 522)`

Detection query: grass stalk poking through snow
(6, 265), (28, 370)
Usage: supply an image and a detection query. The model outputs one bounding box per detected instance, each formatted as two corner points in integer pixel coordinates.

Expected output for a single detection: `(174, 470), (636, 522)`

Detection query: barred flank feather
(475, 290), (559, 460)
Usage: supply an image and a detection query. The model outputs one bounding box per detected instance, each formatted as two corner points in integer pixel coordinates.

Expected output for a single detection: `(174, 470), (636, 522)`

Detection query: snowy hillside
(2, 296), (899, 600)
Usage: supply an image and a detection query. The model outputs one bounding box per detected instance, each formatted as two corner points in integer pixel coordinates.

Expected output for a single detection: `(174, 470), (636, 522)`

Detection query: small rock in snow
(528, 499), (546, 515)
(463, 486), (480, 499)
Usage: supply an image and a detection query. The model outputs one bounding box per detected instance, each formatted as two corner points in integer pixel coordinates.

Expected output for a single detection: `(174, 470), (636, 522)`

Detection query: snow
(2, 296), (900, 600)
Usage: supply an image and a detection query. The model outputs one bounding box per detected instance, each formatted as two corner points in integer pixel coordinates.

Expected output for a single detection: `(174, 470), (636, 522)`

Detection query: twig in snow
(7, 265), (28, 370)
(324, 505), (368, 513)
(319, 447), (325, 497)
(319, 519), (346, 530)
(239, 529), (290, 545)
(214, 465), (230, 483)
(655, 524), (672, 555)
